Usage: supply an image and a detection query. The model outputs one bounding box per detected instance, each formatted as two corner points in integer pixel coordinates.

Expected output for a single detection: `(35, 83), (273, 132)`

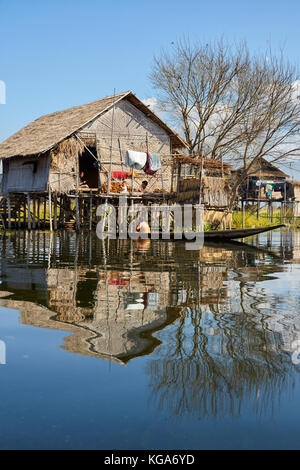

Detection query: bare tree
(150, 39), (300, 211)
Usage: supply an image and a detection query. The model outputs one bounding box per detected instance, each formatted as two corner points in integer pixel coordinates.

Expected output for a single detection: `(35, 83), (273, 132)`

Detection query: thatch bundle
(176, 190), (200, 202)
(203, 176), (226, 192)
(100, 182), (132, 193)
(50, 137), (84, 169)
(174, 156), (232, 175)
(152, 188), (170, 194)
(204, 209), (232, 227)
(80, 136), (96, 147)
(179, 178), (200, 192)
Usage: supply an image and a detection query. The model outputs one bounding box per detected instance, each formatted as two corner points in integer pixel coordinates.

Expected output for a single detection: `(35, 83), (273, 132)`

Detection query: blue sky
(1, 0), (300, 176)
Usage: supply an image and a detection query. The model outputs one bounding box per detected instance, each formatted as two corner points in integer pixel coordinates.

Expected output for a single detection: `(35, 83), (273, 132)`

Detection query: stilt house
(0, 91), (187, 197)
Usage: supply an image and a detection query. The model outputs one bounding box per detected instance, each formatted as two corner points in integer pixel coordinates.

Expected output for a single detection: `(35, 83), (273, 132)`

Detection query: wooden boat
(193, 224), (284, 241)
(154, 224), (285, 241)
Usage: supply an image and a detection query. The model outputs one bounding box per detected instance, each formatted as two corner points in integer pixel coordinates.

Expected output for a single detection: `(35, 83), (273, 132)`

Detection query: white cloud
(142, 97), (162, 115)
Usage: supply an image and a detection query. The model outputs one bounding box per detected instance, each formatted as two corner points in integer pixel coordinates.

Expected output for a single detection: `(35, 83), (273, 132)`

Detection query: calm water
(0, 229), (300, 449)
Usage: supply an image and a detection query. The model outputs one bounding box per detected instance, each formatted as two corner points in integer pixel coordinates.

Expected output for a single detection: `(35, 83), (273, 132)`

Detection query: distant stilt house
(286, 180), (300, 217)
(0, 91), (187, 229)
(232, 157), (300, 223)
(236, 158), (290, 202)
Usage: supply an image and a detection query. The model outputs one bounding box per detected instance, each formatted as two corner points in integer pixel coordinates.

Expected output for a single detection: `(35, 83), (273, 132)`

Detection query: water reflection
(0, 230), (300, 419)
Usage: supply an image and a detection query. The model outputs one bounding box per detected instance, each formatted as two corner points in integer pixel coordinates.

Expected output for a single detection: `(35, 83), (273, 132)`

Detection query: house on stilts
(0, 91), (188, 229)
(0, 90), (234, 230)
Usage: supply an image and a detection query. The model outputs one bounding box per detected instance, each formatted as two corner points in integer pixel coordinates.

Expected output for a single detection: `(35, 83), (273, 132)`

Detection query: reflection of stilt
(48, 232), (53, 269)
(88, 232), (92, 269)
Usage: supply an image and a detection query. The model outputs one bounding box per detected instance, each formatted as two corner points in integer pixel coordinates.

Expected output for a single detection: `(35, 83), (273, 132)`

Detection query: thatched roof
(174, 155), (233, 174)
(238, 158), (289, 179)
(287, 180), (300, 187)
(0, 91), (187, 159)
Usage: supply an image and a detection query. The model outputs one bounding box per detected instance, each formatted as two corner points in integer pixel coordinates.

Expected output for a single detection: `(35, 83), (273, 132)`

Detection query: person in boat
(136, 221), (151, 234)
(135, 221), (151, 252)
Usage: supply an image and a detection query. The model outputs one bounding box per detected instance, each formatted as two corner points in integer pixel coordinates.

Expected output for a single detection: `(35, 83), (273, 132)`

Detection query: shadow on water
(0, 229), (300, 419)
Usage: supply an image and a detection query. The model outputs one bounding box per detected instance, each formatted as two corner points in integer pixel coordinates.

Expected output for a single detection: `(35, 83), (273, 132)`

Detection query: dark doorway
(79, 148), (98, 188)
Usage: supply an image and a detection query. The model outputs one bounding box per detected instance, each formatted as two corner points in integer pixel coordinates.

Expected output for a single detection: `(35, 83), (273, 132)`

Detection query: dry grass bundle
(176, 190), (199, 202)
(50, 137), (84, 169)
(81, 136), (96, 147)
(174, 156), (232, 174)
(152, 189), (169, 194)
(203, 176), (226, 192)
(100, 182), (132, 193)
(205, 209), (232, 226)
(179, 178), (200, 192)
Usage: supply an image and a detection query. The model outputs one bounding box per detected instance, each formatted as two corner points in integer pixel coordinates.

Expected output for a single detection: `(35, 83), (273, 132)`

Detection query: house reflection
(0, 230), (299, 419)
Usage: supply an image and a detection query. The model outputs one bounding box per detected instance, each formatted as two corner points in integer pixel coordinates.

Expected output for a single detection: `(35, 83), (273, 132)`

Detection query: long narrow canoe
(97, 224), (285, 240)
(153, 224), (285, 241)
(199, 224), (284, 240)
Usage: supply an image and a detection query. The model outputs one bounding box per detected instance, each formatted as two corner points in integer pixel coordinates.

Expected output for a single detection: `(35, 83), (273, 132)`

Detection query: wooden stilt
(53, 195), (57, 231)
(75, 196), (80, 231)
(89, 192), (93, 231)
(37, 197), (41, 229)
(18, 204), (21, 229)
(32, 197), (36, 230)
(59, 195), (64, 227)
(23, 199), (26, 228)
(27, 194), (31, 230)
(242, 200), (245, 229)
(43, 198), (47, 227)
(48, 187), (53, 231)
(7, 194), (11, 229)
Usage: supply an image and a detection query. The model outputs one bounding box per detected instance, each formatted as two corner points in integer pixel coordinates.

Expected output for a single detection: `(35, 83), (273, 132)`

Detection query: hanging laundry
(125, 150), (147, 170)
(111, 171), (129, 181)
(265, 183), (273, 197)
(144, 152), (161, 175)
(149, 153), (161, 172)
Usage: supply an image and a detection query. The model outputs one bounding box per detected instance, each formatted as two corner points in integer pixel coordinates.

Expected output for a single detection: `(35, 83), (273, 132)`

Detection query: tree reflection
(147, 303), (296, 419)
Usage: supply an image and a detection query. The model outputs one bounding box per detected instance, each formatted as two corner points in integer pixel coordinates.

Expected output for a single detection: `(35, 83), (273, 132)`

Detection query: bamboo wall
(78, 99), (172, 192)
(177, 176), (229, 208)
(1, 155), (50, 193)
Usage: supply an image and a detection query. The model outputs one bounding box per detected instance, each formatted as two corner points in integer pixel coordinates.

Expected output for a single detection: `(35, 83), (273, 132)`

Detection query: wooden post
(177, 163), (181, 194)
(48, 186), (52, 231)
(7, 194), (11, 229)
(27, 194), (31, 230)
(89, 192), (93, 231)
(18, 204), (21, 229)
(131, 169), (134, 195)
(199, 155), (204, 205)
(23, 199), (27, 228)
(37, 197), (41, 229)
(43, 198), (47, 227)
(242, 200), (245, 229)
(32, 197), (36, 230)
(107, 89), (116, 195)
(171, 164), (174, 194)
(75, 196), (80, 231)
(284, 182), (287, 224)
(58, 195), (63, 227)
(53, 195), (57, 231)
